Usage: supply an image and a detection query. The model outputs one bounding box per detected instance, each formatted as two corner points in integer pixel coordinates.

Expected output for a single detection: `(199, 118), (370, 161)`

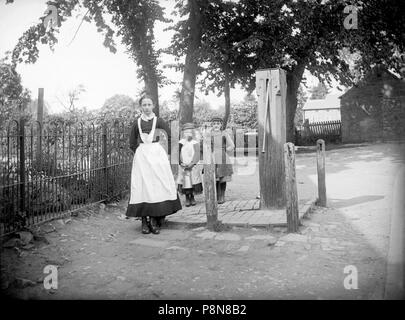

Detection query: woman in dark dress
(126, 95), (182, 234)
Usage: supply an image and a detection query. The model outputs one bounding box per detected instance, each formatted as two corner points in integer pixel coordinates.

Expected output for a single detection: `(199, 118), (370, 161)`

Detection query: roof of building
(303, 94), (341, 110)
(339, 65), (404, 99)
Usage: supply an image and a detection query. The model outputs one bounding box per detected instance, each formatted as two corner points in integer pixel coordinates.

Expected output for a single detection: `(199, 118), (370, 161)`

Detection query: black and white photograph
(0, 0), (404, 306)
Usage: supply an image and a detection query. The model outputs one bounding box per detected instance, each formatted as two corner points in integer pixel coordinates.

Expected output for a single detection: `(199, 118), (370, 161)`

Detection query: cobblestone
(279, 233), (309, 243)
(166, 199), (315, 228)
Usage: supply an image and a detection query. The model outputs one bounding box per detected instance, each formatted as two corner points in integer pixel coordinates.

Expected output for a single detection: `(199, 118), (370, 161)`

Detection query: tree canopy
(309, 82), (330, 100)
(6, 0), (166, 115)
(186, 0), (405, 140)
(5, 0), (404, 139)
(0, 59), (31, 127)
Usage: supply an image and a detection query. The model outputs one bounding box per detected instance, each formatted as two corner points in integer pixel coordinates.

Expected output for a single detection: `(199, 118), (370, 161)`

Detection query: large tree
(166, 0), (209, 124)
(185, 0), (405, 141)
(196, 0), (252, 129)
(7, 0), (166, 115)
(0, 59), (31, 127)
(168, 0), (255, 127)
(197, 0), (404, 141)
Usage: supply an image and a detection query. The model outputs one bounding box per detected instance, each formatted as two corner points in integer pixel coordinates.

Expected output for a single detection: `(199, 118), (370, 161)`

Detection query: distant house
(302, 94), (341, 123)
(339, 66), (405, 143)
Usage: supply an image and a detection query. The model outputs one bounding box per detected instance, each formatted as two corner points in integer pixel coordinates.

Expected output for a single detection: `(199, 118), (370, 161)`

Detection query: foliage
(228, 0), (404, 89)
(228, 94), (258, 129)
(7, 0), (166, 109)
(6, 0), (404, 134)
(63, 84), (86, 113)
(294, 85), (307, 126)
(187, 0), (404, 139)
(160, 103), (178, 124)
(0, 59), (31, 127)
(100, 94), (139, 123)
(192, 100), (222, 127)
(309, 82), (330, 100)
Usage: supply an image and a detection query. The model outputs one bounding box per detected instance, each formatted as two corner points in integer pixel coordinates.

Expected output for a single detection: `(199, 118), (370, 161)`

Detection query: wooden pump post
(255, 68), (287, 209)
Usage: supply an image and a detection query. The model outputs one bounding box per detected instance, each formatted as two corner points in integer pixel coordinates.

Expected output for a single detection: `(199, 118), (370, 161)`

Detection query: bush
(29, 179), (72, 215)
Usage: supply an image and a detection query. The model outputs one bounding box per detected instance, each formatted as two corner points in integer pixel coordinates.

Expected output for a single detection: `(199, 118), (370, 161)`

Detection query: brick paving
(166, 198), (316, 227)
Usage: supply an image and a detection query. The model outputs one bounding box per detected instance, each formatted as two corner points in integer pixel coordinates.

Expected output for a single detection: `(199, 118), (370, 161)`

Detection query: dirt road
(1, 143), (403, 299)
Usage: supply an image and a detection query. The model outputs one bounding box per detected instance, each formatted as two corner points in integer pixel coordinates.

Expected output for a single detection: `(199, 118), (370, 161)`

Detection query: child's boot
(190, 192), (196, 206)
(216, 181), (221, 202)
(221, 182), (227, 204)
(185, 193), (191, 207)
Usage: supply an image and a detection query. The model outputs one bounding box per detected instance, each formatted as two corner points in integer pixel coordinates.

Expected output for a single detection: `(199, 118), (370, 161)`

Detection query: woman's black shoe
(156, 216), (165, 227)
(141, 217), (151, 234)
(149, 217), (160, 234)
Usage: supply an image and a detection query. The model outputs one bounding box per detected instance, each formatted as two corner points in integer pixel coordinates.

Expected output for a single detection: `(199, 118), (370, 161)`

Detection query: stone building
(340, 66), (405, 143)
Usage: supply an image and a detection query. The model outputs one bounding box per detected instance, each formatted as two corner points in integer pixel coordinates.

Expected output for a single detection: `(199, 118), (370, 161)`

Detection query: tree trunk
(286, 62), (306, 143)
(222, 65), (231, 129)
(138, 32), (160, 116)
(179, 0), (203, 125)
(144, 75), (159, 117)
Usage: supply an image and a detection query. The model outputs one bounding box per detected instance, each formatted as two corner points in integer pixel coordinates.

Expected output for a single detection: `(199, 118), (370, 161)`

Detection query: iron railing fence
(0, 119), (132, 235)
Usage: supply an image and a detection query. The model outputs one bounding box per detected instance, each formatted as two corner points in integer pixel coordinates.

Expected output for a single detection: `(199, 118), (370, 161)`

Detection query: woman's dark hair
(139, 94), (155, 106)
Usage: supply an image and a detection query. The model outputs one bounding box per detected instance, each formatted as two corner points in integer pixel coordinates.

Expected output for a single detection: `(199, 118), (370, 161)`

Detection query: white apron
(176, 139), (203, 188)
(129, 117), (178, 204)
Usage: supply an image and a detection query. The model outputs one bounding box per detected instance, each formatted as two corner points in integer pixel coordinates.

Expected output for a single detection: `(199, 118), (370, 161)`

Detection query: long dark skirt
(126, 195), (182, 217)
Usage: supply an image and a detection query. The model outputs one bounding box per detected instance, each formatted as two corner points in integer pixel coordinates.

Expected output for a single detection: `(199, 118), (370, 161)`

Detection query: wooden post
(256, 68), (287, 208)
(284, 142), (299, 232)
(202, 131), (218, 230)
(36, 88), (44, 168)
(316, 139), (327, 207)
(102, 124), (108, 198)
(169, 120), (179, 176)
(18, 118), (26, 214)
(37, 88), (44, 125)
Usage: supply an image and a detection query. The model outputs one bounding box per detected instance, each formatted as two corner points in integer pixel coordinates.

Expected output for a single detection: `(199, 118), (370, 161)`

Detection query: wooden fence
(295, 120), (341, 146)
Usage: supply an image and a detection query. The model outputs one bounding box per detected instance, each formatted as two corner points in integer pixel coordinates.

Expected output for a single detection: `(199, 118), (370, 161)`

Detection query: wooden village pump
(256, 68), (287, 209)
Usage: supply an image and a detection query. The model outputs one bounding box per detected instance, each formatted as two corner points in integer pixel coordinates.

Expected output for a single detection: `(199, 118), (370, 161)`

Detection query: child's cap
(210, 117), (223, 123)
(182, 122), (195, 130)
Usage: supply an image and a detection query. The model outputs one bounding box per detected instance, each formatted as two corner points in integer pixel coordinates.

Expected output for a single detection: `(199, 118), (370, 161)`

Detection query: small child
(210, 117), (235, 204)
(177, 123), (203, 207)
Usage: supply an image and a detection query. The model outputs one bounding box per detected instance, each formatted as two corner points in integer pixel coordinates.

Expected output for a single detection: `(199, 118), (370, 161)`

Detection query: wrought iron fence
(0, 119), (132, 235)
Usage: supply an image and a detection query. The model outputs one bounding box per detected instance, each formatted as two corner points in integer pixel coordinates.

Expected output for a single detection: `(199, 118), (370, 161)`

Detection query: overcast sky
(0, 0), (343, 114)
